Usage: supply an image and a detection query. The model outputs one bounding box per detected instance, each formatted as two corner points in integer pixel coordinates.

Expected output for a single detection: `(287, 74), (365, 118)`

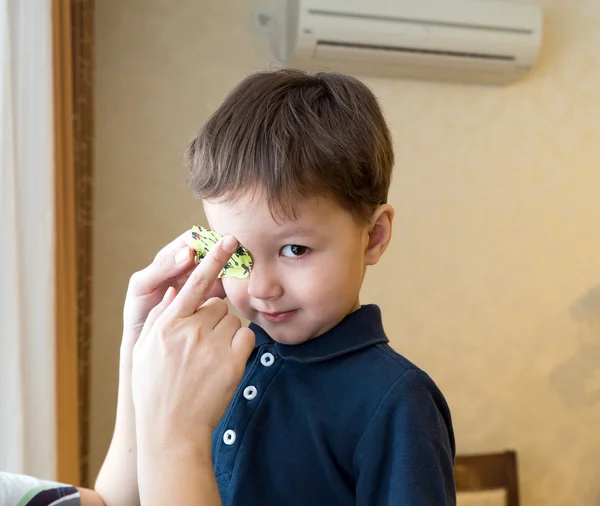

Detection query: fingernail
(222, 235), (238, 253)
(175, 248), (190, 266)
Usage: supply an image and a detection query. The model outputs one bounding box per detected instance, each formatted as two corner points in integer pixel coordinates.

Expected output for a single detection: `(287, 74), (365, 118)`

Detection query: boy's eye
(281, 245), (309, 258)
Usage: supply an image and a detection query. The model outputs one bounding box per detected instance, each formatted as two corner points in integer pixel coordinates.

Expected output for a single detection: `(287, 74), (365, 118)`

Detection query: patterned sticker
(191, 225), (253, 279)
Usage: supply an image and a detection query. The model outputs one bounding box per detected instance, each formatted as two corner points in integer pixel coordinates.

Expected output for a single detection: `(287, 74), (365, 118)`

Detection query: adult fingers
(212, 313), (243, 342)
(231, 327), (256, 360)
(136, 286), (178, 346)
(166, 235), (238, 318)
(186, 297), (230, 335)
(128, 230), (194, 294)
(170, 268), (226, 301)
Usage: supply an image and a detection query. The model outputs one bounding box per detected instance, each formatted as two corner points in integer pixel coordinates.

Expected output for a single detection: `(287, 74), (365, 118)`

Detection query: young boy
(183, 69), (456, 504)
(97, 68), (456, 505)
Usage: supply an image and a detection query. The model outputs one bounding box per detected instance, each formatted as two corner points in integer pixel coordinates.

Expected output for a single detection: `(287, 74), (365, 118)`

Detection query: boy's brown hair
(185, 69), (394, 224)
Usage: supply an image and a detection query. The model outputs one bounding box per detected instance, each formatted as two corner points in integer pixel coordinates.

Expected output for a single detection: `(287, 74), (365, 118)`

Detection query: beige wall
(92, 1), (600, 504)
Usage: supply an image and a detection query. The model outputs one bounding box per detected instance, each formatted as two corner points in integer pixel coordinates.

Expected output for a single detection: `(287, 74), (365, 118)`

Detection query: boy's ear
(364, 204), (394, 266)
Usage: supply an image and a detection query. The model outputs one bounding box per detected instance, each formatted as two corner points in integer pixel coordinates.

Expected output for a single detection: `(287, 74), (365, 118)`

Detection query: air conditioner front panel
(279, 0), (543, 85)
(296, 13), (541, 62)
(300, 0), (542, 34)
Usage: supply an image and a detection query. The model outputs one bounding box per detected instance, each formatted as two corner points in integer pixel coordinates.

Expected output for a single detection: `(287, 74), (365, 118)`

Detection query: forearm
(137, 440), (221, 506)
(94, 348), (139, 506)
(78, 487), (108, 506)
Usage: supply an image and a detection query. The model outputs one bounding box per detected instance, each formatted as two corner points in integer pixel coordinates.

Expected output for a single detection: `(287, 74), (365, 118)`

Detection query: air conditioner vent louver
(317, 41), (516, 62)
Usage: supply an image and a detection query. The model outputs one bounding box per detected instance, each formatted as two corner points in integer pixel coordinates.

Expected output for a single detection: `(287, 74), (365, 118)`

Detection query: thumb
(129, 231), (194, 297)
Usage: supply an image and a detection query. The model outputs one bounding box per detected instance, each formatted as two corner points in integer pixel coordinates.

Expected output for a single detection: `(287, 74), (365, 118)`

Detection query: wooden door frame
(53, 0), (79, 485)
(53, 0), (94, 486)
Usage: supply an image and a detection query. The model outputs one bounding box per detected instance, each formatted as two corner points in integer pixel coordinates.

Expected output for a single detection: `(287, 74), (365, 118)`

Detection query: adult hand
(131, 234), (255, 506)
(122, 229), (226, 349)
(95, 229), (226, 506)
(132, 234), (255, 448)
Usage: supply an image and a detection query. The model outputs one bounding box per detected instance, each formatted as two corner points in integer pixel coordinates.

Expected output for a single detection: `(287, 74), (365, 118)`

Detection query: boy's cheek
(222, 278), (251, 314)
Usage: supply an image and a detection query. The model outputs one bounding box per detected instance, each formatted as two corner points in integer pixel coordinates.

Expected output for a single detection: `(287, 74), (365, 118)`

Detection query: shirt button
(261, 352), (275, 367)
(243, 385), (258, 400)
(223, 429), (236, 446)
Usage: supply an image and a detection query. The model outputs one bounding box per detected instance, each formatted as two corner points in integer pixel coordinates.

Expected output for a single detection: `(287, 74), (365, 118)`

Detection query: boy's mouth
(260, 310), (298, 323)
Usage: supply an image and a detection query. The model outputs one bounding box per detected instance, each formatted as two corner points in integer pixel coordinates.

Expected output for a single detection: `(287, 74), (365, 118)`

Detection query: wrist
(137, 427), (214, 460)
(138, 435), (214, 470)
(136, 435), (218, 506)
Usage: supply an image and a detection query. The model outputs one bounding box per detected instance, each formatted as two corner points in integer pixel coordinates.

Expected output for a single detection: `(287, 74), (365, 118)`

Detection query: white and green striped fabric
(0, 472), (80, 506)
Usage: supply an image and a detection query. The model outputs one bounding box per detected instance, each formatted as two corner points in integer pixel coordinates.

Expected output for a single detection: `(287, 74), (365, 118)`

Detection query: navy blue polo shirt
(212, 305), (456, 505)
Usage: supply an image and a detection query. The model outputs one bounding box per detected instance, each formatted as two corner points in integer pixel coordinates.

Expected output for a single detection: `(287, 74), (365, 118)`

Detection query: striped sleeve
(0, 472), (81, 506)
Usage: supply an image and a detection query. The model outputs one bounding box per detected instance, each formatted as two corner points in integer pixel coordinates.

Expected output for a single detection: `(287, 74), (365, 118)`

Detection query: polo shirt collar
(249, 304), (388, 364)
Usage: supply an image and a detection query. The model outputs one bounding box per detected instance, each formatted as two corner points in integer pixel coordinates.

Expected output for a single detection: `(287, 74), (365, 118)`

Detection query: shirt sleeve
(0, 472), (81, 506)
(354, 368), (456, 506)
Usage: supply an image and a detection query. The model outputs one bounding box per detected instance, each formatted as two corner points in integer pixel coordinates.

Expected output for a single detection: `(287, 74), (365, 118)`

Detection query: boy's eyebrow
(275, 225), (319, 238)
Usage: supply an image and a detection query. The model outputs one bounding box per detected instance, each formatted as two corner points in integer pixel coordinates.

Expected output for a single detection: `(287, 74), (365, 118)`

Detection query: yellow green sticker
(191, 225), (253, 279)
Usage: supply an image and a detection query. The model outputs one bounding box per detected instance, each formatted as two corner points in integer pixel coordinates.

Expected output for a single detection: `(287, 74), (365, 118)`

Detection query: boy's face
(203, 194), (381, 345)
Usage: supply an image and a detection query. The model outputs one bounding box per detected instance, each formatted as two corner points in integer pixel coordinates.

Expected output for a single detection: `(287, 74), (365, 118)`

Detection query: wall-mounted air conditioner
(265, 0), (543, 85)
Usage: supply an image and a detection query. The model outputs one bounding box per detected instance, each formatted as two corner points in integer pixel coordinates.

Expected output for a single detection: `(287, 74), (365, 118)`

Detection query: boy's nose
(247, 263), (283, 301)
